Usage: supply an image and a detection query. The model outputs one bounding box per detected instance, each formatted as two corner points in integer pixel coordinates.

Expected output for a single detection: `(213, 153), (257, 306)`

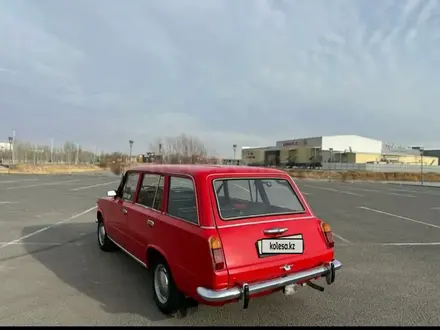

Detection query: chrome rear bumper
(197, 259), (342, 303)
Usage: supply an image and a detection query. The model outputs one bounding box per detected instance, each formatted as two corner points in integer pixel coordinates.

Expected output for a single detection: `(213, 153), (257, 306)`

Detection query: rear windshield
(213, 178), (305, 220)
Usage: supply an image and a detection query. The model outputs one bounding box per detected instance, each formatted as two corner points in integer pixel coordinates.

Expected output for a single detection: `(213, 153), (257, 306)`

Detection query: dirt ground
(5, 164), (103, 175)
(287, 169), (439, 182)
(1, 164), (436, 182)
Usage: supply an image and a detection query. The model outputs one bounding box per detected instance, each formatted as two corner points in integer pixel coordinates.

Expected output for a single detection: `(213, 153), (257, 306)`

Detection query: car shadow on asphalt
(20, 222), (169, 322)
(18, 222), (331, 326)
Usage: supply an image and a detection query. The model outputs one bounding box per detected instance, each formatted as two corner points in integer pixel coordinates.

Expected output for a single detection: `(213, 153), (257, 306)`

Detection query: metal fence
(322, 163), (440, 173)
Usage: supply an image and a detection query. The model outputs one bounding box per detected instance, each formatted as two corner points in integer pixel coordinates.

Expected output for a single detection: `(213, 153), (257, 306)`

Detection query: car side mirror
(107, 190), (117, 197)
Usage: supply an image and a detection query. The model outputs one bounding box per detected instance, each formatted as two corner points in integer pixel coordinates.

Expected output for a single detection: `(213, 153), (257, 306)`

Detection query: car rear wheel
(97, 220), (116, 252)
(152, 261), (185, 315)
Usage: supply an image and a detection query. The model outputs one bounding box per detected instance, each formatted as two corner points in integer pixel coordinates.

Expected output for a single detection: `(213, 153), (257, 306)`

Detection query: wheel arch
(146, 245), (170, 270)
(96, 208), (104, 223)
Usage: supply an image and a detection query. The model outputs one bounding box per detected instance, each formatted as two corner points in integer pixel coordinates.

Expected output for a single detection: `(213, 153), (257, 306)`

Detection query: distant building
(0, 141), (13, 151)
(423, 149), (440, 161)
(241, 135), (439, 167)
(221, 159), (243, 166)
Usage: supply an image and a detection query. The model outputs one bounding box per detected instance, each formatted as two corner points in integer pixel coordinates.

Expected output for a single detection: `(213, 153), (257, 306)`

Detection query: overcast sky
(1, 0), (439, 157)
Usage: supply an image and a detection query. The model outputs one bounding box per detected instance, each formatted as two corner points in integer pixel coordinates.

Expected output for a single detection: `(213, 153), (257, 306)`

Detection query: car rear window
(213, 178), (305, 220)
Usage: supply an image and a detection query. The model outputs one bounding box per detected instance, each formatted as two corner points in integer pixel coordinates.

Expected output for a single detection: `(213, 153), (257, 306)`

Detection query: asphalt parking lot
(0, 174), (439, 326)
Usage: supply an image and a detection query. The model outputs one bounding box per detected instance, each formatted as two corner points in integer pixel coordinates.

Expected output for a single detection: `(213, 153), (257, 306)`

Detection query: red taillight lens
(209, 236), (225, 271)
(321, 222), (335, 248)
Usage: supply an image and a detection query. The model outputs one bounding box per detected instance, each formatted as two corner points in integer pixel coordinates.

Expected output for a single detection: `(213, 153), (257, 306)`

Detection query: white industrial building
(0, 141), (13, 151)
(275, 135), (383, 153)
(242, 134), (438, 167)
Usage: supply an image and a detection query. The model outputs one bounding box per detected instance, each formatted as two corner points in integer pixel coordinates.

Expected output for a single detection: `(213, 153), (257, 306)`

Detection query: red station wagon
(96, 165), (342, 316)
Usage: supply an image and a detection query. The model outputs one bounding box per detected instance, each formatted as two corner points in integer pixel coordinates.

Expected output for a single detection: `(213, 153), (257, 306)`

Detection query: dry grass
(287, 169), (440, 182)
(5, 164), (438, 182)
(9, 164), (104, 175)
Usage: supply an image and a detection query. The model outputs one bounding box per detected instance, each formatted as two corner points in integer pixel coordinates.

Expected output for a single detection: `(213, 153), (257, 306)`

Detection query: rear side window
(167, 176), (198, 224)
(137, 174), (165, 211)
(213, 178), (305, 220)
(121, 172), (140, 202)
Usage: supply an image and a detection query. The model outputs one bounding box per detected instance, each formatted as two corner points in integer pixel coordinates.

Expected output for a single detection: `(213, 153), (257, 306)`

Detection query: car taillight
(321, 222), (334, 248)
(209, 236), (225, 271)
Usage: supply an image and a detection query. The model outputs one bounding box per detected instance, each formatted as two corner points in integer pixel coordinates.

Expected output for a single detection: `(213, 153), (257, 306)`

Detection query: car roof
(130, 164), (288, 178)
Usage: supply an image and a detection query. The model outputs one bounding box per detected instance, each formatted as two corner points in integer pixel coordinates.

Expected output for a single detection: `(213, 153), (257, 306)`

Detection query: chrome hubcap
(98, 223), (106, 246)
(154, 265), (170, 304)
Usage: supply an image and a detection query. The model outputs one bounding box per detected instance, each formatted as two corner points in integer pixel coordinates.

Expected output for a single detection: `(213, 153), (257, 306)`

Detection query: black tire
(151, 260), (185, 315)
(97, 220), (117, 252)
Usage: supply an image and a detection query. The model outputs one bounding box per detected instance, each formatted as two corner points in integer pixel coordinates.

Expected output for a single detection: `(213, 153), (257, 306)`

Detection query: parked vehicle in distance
(95, 164), (342, 316)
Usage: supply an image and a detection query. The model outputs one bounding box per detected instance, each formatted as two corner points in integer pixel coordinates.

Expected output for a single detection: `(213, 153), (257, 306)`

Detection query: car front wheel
(152, 261), (185, 315)
(97, 220), (116, 252)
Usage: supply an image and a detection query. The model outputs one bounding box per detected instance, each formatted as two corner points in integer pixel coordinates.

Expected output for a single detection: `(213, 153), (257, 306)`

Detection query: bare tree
(0, 134), (217, 167)
(148, 133), (208, 164)
(148, 137), (164, 154)
(0, 138), (100, 165)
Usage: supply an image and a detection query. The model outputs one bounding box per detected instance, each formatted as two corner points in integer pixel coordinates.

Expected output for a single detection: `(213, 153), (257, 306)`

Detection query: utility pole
(8, 136), (13, 165)
(34, 144), (37, 164)
(420, 147), (424, 186)
(328, 148), (333, 182)
(92, 146), (96, 164)
(50, 138), (54, 163)
(11, 130), (15, 165)
(75, 143), (80, 165)
(129, 140), (134, 165)
(414, 146), (424, 186)
(233, 144), (237, 162)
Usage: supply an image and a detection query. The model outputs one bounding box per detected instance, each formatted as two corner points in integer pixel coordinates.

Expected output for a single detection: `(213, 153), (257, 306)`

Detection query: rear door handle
(147, 219), (155, 227)
(264, 227), (288, 235)
(121, 208), (128, 215)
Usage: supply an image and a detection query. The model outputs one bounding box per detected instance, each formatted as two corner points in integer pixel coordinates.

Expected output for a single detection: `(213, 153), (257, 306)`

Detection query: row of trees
(0, 134), (219, 166)
(103, 134), (219, 166)
(147, 134), (214, 164)
(0, 140), (99, 165)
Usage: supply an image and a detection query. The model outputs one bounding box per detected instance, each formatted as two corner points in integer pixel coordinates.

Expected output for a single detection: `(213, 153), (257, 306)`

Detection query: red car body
(95, 164), (342, 315)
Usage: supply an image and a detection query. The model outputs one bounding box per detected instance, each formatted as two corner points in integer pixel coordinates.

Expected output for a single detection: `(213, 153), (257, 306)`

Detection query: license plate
(257, 235), (304, 255)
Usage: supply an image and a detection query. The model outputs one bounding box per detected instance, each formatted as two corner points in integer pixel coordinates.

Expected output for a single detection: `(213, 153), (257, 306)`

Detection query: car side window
(121, 172), (140, 202)
(167, 176), (198, 224)
(116, 175), (126, 195)
(137, 174), (165, 211)
(153, 176), (165, 211)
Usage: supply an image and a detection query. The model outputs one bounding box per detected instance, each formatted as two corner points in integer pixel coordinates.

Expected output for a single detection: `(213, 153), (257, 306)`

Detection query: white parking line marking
(0, 206), (97, 249)
(386, 192), (416, 198)
(333, 232), (352, 244)
(340, 186), (416, 198)
(337, 242), (440, 247)
(234, 183), (250, 193)
(431, 207), (440, 210)
(302, 192), (312, 195)
(304, 185), (363, 196)
(6, 179), (78, 190)
(70, 181), (120, 191)
(358, 206), (440, 229)
(0, 179), (39, 184)
(386, 187), (440, 196)
(0, 201), (18, 205)
(0, 241), (64, 246)
(376, 242), (440, 246)
(389, 187), (434, 194)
